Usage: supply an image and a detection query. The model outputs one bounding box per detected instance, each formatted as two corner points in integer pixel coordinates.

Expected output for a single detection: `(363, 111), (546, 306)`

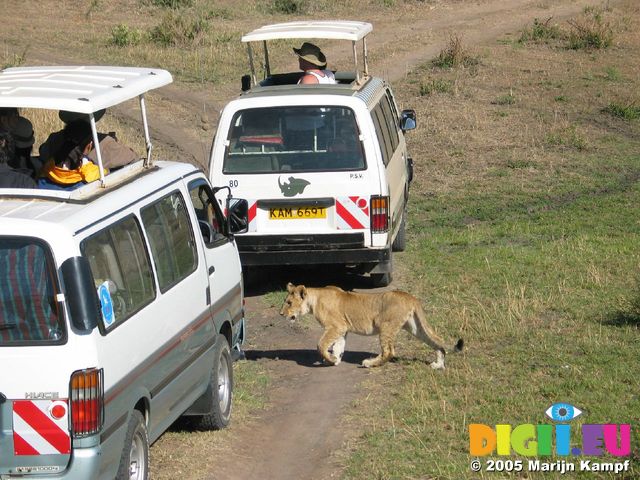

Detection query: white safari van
(208, 21), (416, 286)
(0, 67), (248, 479)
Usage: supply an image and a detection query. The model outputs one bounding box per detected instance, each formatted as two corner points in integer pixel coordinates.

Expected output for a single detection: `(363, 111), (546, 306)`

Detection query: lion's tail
(412, 306), (464, 354)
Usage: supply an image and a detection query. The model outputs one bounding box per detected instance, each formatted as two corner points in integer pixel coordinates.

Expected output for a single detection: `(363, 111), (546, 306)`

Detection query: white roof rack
(0, 66), (172, 187)
(0, 66), (172, 112)
(241, 20), (372, 43)
(241, 21), (373, 86)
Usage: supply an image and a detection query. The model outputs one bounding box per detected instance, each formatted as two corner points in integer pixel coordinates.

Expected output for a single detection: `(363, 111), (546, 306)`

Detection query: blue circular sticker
(98, 282), (115, 326)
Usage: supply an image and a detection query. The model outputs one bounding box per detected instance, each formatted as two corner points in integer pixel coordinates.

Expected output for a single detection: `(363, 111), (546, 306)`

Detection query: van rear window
(0, 238), (64, 346)
(223, 106), (365, 174)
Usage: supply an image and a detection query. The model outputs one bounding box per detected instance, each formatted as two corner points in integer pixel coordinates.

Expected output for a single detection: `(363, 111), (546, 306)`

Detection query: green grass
(345, 149), (640, 480)
(344, 5), (640, 479)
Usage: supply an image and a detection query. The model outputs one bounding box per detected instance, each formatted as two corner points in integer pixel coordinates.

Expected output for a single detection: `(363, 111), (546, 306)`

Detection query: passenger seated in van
(39, 110), (138, 170)
(329, 118), (359, 153)
(6, 115), (39, 178)
(38, 121), (107, 191)
(293, 43), (336, 85)
(0, 130), (37, 188)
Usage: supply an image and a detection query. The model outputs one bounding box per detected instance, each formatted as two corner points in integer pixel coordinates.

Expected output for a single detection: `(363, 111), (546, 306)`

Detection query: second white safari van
(0, 66), (248, 480)
(208, 21), (416, 287)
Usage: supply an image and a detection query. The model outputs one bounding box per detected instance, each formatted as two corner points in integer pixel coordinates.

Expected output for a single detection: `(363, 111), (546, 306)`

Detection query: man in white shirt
(293, 42), (337, 85)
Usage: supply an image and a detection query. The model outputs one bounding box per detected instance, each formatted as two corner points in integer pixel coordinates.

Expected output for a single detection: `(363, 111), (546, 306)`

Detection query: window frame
(187, 178), (230, 248)
(80, 214), (157, 334)
(140, 190), (199, 294)
(0, 236), (66, 347)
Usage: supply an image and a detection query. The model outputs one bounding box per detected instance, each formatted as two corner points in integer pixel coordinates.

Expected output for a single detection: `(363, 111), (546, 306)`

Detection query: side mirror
(60, 256), (100, 333)
(400, 109), (417, 132)
(241, 75), (251, 92)
(227, 198), (249, 235)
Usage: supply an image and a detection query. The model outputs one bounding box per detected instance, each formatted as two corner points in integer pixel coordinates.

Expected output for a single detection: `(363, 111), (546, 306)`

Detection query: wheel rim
(217, 352), (231, 414)
(128, 425), (147, 480)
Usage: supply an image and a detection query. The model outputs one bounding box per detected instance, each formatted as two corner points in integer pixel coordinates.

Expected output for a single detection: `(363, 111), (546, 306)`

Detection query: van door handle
(209, 266), (215, 275)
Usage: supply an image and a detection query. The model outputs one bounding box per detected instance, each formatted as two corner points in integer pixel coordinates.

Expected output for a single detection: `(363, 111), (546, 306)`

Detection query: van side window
(381, 93), (400, 152)
(82, 216), (155, 329)
(372, 103), (393, 166)
(141, 192), (198, 293)
(0, 237), (64, 345)
(188, 180), (227, 245)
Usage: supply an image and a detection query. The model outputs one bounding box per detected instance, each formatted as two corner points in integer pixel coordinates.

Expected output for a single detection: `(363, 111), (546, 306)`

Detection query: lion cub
(280, 283), (463, 369)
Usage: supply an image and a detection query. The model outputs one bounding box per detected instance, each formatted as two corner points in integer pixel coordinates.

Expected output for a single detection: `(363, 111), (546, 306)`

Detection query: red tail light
(69, 368), (104, 438)
(370, 196), (389, 233)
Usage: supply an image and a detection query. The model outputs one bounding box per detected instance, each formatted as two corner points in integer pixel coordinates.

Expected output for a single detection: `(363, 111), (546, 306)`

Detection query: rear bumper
(235, 232), (391, 269)
(238, 246), (391, 269)
(1, 446), (101, 479)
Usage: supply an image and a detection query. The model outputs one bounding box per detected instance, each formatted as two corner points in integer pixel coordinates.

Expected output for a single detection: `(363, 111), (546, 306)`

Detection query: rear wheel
(116, 410), (148, 480)
(190, 334), (233, 430)
(392, 211), (407, 252)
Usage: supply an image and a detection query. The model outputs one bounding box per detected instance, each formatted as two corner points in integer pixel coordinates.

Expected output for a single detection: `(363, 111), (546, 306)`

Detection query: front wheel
(116, 410), (149, 480)
(190, 334), (233, 430)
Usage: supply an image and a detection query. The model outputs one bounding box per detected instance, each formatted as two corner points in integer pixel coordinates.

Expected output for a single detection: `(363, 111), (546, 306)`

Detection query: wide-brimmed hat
(293, 42), (327, 67)
(59, 108), (106, 124)
(7, 116), (34, 149)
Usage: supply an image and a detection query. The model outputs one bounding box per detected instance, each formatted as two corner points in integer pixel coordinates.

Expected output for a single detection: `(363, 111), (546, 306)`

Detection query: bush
(149, 12), (208, 47)
(150, 0), (193, 8)
(109, 24), (142, 47)
(433, 34), (478, 69)
(603, 102), (640, 120)
(419, 79), (453, 96)
(492, 93), (516, 106)
(270, 0), (305, 14)
(519, 17), (563, 44)
(546, 125), (588, 151)
(567, 7), (614, 50)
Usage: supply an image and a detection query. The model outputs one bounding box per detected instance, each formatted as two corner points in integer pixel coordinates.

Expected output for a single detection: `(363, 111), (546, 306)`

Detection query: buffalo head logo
(278, 176), (310, 197)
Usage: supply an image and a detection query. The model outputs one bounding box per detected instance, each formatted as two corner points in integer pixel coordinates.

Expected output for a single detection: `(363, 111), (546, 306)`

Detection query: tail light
(69, 368), (104, 438)
(370, 196), (389, 233)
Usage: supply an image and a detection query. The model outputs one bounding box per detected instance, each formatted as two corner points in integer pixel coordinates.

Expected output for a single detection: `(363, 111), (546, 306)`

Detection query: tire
(392, 211), (407, 252)
(116, 410), (149, 480)
(190, 334), (233, 430)
(370, 272), (392, 288)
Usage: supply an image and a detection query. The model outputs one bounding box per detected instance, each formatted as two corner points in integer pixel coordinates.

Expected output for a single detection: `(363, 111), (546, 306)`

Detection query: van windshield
(0, 238), (64, 346)
(223, 106), (365, 174)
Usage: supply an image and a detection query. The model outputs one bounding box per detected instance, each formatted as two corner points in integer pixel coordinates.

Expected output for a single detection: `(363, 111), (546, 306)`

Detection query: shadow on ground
(245, 348), (374, 367)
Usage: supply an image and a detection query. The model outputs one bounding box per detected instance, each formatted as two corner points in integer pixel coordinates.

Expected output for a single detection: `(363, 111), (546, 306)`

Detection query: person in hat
(293, 42), (336, 85)
(39, 108), (136, 171)
(38, 120), (107, 191)
(6, 115), (38, 177)
(0, 129), (36, 189)
(38, 109), (106, 162)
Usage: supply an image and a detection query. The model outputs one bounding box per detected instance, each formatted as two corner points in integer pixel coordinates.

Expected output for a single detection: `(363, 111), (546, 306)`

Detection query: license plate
(269, 206), (327, 220)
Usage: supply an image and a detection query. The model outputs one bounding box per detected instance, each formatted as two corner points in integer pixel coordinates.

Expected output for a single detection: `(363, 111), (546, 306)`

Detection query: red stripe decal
(248, 201), (257, 223)
(336, 200), (365, 229)
(13, 401), (70, 454)
(13, 432), (40, 456)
